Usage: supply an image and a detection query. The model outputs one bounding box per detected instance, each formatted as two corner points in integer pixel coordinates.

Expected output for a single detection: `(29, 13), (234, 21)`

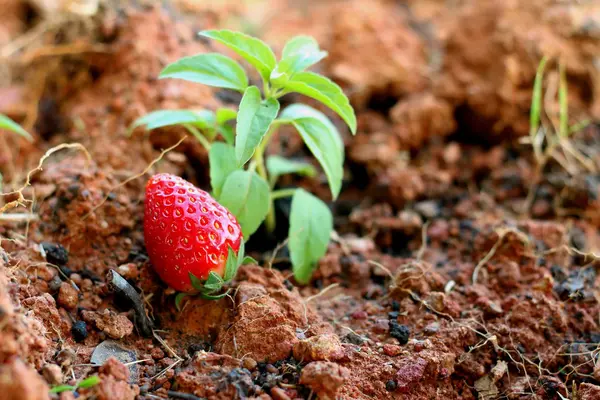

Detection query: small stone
(48, 275), (63, 293)
(414, 201), (440, 219)
(270, 387), (292, 400)
(383, 344), (401, 357)
(389, 321), (410, 345)
(242, 358), (257, 371)
(41, 363), (63, 385)
(423, 322), (440, 335)
(72, 321), (88, 342)
(293, 334), (345, 362)
(150, 347), (164, 360)
(41, 242), (69, 266)
(373, 319), (390, 334)
(343, 332), (366, 345)
(70, 273), (82, 285)
(266, 364), (278, 374)
(55, 348), (76, 367)
(57, 282), (79, 309)
(386, 380), (397, 392)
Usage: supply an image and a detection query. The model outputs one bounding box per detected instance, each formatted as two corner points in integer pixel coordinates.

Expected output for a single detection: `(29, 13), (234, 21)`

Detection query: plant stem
(252, 121), (284, 233)
(184, 124), (211, 151)
(271, 188), (297, 200)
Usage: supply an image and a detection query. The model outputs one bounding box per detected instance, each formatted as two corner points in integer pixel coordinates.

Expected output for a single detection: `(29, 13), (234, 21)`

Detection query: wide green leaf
(0, 114), (33, 141)
(280, 104), (344, 199)
(276, 35), (328, 76)
(219, 170), (270, 239)
(128, 109), (215, 135)
(199, 30), (276, 83)
(209, 142), (238, 199)
(288, 189), (333, 284)
(282, 72), (356, 134)
(159, 53), (248, 92)
(266, 155), (316, 186)
(235, 86), (280, 166)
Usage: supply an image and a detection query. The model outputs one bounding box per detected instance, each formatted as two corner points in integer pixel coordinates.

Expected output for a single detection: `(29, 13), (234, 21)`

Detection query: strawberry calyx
(175, 241), (257, 310)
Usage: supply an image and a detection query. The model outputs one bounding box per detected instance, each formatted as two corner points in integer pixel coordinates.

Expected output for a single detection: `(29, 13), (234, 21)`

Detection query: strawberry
(144, 173), (244, 294)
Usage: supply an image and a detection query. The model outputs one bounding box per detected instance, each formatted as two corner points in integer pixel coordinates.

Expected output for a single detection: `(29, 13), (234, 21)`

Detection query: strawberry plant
(131, 30), (356, 286)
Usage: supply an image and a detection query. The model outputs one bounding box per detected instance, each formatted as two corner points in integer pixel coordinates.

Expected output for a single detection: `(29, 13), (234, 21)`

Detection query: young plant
(50, 375), (101, 394)
(131, 30), (356, 284)
(0, 113), (33, 142)
(522, 57), (595, 211)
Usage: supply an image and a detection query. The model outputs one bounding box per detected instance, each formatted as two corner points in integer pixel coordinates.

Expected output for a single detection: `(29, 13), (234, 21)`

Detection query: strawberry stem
(183, 124), (211, 151)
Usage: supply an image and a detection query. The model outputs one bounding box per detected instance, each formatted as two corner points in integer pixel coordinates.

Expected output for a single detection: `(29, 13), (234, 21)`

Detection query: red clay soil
(1, 0), (600, 399)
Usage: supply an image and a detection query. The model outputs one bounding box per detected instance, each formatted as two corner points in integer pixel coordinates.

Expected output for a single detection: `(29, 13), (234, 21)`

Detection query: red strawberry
(144, 173), (242, 292)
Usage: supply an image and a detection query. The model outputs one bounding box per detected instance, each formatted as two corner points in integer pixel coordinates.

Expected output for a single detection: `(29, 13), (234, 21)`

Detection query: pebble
(41, 363), (63, 385)
(72, 320), (88, 342)
(57, 282), (79, 309)
(383, 344), (402, 357)
(242, 357), (257, 371)
(266, 364), (278, 374)
(389, 321), (410, 345)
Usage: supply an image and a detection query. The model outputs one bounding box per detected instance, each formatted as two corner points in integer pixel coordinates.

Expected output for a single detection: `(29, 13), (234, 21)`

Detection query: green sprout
(0, 113), (33, 142)
(130, 30), (356, 284)
(523, 56), (595, 212)
(50, 375), (101, 394)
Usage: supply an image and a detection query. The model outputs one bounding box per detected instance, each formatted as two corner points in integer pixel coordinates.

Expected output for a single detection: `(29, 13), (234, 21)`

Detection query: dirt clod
(293, 334), (345, 362)
(57, 282), (79, 309)
(41, 242), (68, 266)
(82, 309), (134, 339)
(389, 321), (410, 345)
(300, 361), (350, 400)
(0, 358), (49, 400)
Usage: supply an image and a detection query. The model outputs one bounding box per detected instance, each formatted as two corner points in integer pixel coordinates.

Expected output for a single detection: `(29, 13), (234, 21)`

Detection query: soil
(1, 0), (600, 399)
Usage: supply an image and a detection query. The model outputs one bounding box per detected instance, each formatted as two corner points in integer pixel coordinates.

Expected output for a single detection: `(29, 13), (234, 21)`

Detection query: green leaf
(235, 86), (280, 166)
(199, 29), (276, 82)
(203, 271), (225, 292)
(219, 170), (270, 239)
(223, 246), (239, 281)
(128, 109), (215, 136)
(159, 53), (248, 92)
(288, 189), (333, 285)
(209, 142), (238, 199)
(277, 35), (328, 76)
(175, 293), (189, 311)
(216, 108), (238, 125)
(218, 125), (235, 145)
(266, 155), (317, 186)
(0, 114), (33, 142)
(200, 289), (230, 300)
(50, 385), (76, 394)
(78, 375), (101, 389)
(242, 256), (258, 265)
(280, 104), (344, 199)
(530, 57), (548, 140)
(282, 72), (356, 134)
(189, 272), (206, 292)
